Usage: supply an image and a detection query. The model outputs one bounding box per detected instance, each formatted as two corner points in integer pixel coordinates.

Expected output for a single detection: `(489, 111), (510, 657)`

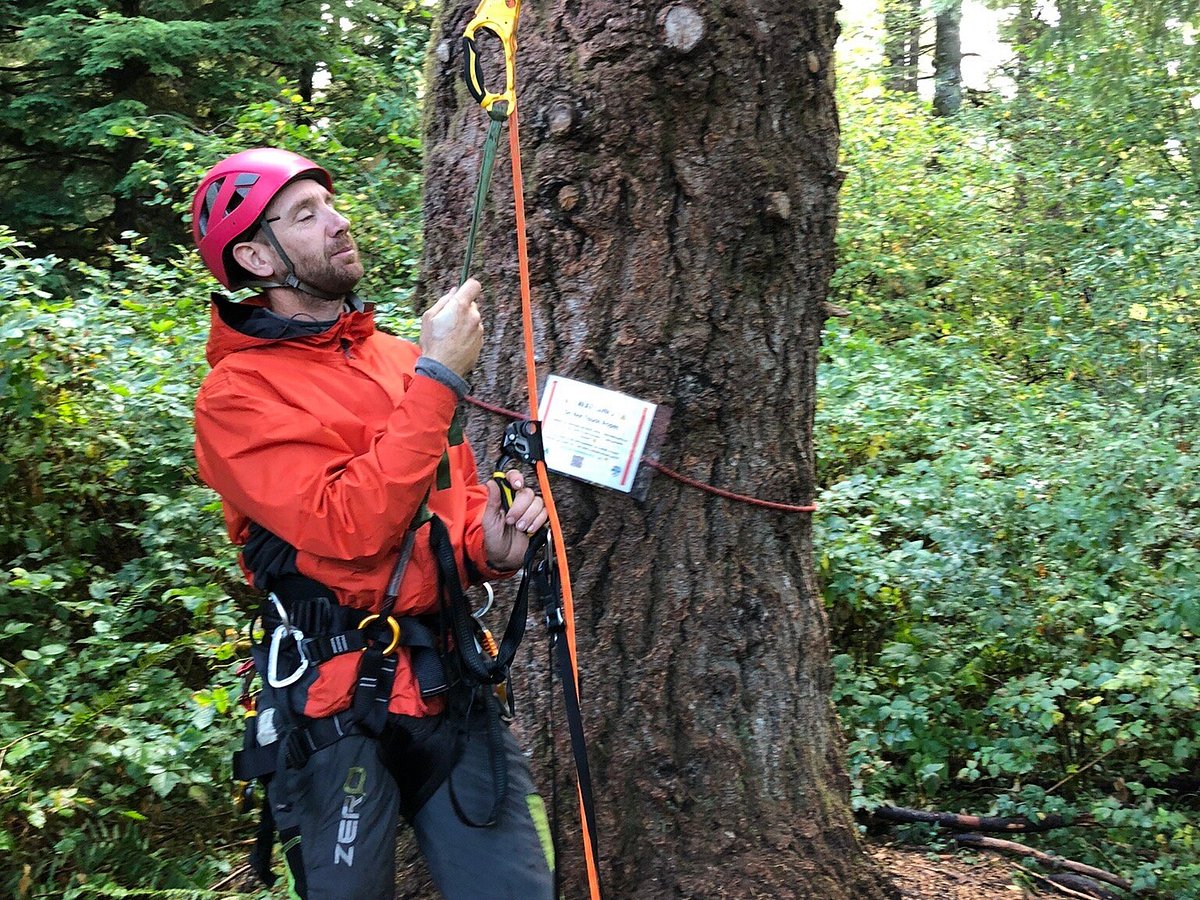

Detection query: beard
(291, 235), (365, 296)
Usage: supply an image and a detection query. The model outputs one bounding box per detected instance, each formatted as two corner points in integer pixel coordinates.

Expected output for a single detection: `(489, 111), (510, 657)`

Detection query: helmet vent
(226, 173), (260, 216)
(199, 177), (225, 236)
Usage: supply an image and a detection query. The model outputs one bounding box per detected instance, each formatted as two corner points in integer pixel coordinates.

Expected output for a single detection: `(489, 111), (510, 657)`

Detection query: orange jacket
(194, 296), (506, 719)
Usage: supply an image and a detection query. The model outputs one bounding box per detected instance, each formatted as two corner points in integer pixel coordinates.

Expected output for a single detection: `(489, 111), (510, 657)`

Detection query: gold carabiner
(358, 614), (401, 656)
(462, 0), (520, 116)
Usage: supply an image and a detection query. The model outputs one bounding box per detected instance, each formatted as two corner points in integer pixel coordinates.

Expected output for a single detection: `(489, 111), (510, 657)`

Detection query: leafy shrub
(824, 19), (1200, 890)
(817, 330), (1200, 896)
(0, 230), (258, 896)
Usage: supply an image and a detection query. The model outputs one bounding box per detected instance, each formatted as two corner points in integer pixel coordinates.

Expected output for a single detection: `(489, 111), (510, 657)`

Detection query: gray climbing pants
(269, 707), (555, 900)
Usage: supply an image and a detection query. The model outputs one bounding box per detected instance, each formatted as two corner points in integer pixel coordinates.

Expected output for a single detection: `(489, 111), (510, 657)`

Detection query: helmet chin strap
(246, 217), (347, 303)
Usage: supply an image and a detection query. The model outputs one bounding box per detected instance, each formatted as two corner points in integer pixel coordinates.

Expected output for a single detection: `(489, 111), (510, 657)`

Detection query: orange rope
(508, 108), (604, 900)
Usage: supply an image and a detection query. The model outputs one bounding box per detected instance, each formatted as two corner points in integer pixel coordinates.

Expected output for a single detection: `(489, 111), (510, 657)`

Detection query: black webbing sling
(427, 514), (535, 827)
(531, 534), (600, 874)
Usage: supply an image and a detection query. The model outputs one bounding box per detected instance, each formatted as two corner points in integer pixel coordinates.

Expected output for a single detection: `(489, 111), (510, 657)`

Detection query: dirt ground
(221, 827), (1053, 897)
(868, 839), (1036, 898)
(392, 832), (1039, 899)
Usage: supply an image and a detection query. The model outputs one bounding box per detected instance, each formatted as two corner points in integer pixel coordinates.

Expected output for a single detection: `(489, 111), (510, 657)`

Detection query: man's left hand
(483, 470), (548, 571)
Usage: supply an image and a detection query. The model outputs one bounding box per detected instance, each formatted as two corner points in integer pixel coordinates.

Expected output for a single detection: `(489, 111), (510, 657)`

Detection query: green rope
(460, 113), (506, 285)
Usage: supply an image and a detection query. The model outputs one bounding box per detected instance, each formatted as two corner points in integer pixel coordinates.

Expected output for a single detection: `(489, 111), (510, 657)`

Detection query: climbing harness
(459, 0), (604, 895)
(232, 527), (423, 888)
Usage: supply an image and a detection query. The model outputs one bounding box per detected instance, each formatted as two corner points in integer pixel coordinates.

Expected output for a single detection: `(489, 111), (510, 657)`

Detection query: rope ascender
(459, 1), (604, 897)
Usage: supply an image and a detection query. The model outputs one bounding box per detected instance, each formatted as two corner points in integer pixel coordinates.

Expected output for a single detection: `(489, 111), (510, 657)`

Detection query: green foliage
(825, 5), (1200, 895)
(1, 4), (429, 891)
(0, 7), (431, 888)
(818, 331), (1200, 892)
(833, 9), (1200, 424)
(1, 0), (327, 255)
(0, 229), (259, 896)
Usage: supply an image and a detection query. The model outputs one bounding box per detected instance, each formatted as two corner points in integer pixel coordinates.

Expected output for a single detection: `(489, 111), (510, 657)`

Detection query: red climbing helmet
(191, 148), (333, 289)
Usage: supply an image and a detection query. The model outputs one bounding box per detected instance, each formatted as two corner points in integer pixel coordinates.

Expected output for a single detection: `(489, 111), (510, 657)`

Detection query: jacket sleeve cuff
(414, 356), (470, 401)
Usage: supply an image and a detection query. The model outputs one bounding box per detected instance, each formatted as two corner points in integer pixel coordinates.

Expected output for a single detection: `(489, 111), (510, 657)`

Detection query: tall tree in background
(0, 0), (327, 259)
(884, 0), (921, 92)
(932, 0), (962, 116)
(419, 0), (894, 896)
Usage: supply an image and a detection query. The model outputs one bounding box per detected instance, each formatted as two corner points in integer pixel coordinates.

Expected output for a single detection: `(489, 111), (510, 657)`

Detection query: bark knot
(547, 101), (577, 137)
(659, 4), (705, 53)
(765, 191), (792, 221)
(557, 184), (583, 212)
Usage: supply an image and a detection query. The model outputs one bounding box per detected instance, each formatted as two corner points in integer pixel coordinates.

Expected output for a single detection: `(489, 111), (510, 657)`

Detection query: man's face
(261, 177), (364, 294)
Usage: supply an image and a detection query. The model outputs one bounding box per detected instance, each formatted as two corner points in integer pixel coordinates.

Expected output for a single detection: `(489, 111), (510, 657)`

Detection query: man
(191, 148), (555, 899)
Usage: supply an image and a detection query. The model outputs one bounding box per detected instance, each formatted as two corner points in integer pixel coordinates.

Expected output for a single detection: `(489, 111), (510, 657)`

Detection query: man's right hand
(420, 279), (484, 378)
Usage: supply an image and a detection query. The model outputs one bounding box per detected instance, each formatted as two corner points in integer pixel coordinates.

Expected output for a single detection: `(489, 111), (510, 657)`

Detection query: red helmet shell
(191, 148), (333, 289)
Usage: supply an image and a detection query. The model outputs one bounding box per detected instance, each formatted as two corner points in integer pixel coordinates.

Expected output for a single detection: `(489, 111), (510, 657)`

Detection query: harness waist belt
(263, 576), (449, 698)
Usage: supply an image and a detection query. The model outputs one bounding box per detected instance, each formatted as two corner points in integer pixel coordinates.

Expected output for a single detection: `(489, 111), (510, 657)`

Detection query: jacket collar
(204, 293), (376, 368)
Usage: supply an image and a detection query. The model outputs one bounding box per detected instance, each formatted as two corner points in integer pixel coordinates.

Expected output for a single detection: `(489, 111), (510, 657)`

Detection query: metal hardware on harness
(473, 581), (495, 620)
(269, 593), (291, 630)
(357, 614), (402, 656)
(543, 594), (564, 632)
(538, 535), (564, 632)
(266, 622), (309, 688)
(492, 420), (545, 511)
(265, 592), (310, 688)
(460, 0), (519, 282)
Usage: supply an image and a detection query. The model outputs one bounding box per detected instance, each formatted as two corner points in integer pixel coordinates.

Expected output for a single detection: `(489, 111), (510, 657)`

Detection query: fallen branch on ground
(955, 833), (1131, 892)
(1012, 862), (1124, 900)
(209, 863), (252, 892)
(872, 804), (1068, 833)
(1048, 873), (1125, 900)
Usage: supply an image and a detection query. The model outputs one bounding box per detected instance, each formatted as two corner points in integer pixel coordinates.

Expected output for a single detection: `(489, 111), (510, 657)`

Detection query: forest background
(1, 0), (1198, 897)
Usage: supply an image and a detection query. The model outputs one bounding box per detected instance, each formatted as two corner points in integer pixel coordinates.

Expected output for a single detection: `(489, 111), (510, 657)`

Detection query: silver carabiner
(269, 593), (291, 631)
(267, 623), (309, 688)
(472, 581), (495, 621)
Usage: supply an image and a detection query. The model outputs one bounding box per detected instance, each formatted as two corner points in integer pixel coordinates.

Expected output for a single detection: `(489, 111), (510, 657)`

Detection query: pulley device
(459, 0), (604, 896)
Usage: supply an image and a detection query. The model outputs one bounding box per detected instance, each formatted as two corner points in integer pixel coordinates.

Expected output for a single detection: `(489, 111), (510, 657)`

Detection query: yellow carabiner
(462, 0), (520, 116)
(358, 614), (402, 656)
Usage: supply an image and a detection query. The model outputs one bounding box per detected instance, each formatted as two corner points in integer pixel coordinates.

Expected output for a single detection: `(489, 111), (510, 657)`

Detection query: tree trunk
(1013, 0), (1043, 95)
(419, 1), (895, 897)
(884, 0), (921, 93)
(932, 0), (962, 116)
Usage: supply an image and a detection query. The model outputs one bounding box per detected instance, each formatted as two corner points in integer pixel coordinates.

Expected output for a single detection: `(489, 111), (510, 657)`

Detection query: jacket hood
(204, 293), (376, 368)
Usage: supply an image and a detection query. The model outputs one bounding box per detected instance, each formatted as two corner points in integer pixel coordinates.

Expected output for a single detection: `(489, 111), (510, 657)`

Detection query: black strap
(428, 513), (543, 831)
(428, 514), (531, 687)
(248, 794), (277, 888)
(233, 742), (278, 782)
(535, 551), (601, 873)
(349, 528), (418, 735)
(447, 689), (510, 828)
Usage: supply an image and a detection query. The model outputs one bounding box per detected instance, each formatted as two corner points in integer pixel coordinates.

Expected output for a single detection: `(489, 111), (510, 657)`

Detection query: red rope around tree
(465, 395), (816, 514)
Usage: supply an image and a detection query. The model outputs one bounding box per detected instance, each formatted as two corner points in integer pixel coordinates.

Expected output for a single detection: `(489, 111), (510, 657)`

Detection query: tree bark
(884, 0), (921, 93)
(932, 0), (962, 116)
(419, 1), (895, 897)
